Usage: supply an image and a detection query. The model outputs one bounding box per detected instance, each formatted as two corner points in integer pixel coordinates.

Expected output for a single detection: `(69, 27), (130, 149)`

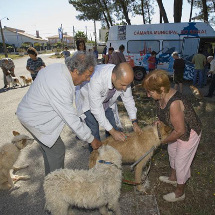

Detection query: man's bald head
(112, 62), (134, 91)
(113, 62), (134, 80)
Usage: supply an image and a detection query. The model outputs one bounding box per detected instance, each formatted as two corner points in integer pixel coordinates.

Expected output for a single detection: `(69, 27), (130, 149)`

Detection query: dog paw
(9, 185), (20, 192)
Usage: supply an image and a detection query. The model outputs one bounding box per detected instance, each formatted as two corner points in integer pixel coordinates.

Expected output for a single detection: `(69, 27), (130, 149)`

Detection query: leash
(123, 160), (152, 186)
(98, 160), (121, 170)
(130, 123), (161, 170)
(130, 146), (155, 170)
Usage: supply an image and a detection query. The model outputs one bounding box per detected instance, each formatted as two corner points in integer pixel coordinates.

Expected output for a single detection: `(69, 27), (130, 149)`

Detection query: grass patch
(0, 54), (25, 60)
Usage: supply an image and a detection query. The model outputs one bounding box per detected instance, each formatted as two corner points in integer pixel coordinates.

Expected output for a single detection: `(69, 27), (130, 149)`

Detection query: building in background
(47, 33), (75, 48)
(99, 28), (109, 42)
(0, 26), (47, 48)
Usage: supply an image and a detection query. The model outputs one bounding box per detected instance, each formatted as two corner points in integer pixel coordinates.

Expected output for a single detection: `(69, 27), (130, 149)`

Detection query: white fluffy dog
(43, 145), (122, 215)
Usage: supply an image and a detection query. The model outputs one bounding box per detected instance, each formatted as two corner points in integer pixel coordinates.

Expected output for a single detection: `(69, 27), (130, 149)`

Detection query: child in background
(148, 51), (157, 72)
(105, 47), (114, 64)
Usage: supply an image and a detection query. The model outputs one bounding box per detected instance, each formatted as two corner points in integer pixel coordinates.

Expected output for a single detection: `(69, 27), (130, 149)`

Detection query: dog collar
(98, 160), (121, 170)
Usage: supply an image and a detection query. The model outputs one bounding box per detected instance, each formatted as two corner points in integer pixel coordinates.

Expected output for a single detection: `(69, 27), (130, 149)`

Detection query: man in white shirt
(16, 52), (102, 175)
(205, 56), (215, 98)
(79, 62), (142, 152)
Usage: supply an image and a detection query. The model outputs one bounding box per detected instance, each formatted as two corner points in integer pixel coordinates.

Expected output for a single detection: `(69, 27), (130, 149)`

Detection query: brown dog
(89, 122), (172, 192)
(20, 76), (32, 86)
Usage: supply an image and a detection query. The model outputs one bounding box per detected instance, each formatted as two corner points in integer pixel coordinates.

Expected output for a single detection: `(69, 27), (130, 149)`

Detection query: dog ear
(13, 131), (20, 136)
(21, 139), (27, 147)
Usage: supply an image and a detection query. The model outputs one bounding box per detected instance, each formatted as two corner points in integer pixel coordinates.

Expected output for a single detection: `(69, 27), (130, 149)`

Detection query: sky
(0, 0), (200, 41)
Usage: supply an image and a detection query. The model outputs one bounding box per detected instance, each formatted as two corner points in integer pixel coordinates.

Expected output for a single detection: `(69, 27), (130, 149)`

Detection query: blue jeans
(193, 69), (204, 88)
(84, 107), (119, 152)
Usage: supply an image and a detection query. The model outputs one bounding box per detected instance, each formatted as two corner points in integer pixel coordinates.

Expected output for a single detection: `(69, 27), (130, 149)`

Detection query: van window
(127, 40), (159, 54)
(162, 40), (183, 54)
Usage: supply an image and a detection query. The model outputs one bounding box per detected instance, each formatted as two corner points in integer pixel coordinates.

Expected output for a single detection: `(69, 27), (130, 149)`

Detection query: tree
(133, 0), (155, 24)
(188, 0), (214, 23)
(114, 0), (132, 25)
(69, 0), (112, 28)
(189, 0), (194, 22)
(156, 0), (169, 23)
(174, 0), (183, 23)
(74, 31), (87, 42)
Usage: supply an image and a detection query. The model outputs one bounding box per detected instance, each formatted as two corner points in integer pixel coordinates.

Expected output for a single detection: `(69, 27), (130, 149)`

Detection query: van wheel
(133, 67), (146, 81)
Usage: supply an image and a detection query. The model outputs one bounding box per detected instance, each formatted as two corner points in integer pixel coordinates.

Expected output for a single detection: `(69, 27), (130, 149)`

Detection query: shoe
(204, 95), (212, 98)
(163, 192), (185, 202)
(159, 176), (177, 185)
(3, 85), (8, 88)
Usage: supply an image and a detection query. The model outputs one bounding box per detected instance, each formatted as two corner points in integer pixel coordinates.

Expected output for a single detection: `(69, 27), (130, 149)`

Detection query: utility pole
(94, 20), (97, 47)
(61, 24), (64, 49)
(0, 17), (9, 57)
(85, 26), (88, 41)
(73, 26), (75, 49)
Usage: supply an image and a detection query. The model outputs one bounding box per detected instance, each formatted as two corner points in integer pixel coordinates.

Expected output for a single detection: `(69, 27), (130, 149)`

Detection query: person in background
(76, 39), (86, 52)
(204, 56), (215, 98)
(172, 52), (185, 93)
(192, 49), (206, 88)
(105, 47), (114, 64)
(110, 44), (126, 65)
(147, 51), (157, 72)
(26, 47), (46, 81)
(16, 52), (102, 176)
(93, 46), (98, 60)
(61, 46), (70, 61)
(102, 45), (107, 63)
(143, 70), (201, 202)
(0, 58), (16, 88)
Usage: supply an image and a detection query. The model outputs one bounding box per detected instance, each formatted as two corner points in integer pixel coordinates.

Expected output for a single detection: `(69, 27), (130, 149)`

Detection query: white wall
(0, 29), (46, 48)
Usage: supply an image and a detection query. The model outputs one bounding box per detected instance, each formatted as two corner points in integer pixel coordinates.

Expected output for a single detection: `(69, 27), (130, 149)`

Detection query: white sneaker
(159, 176), (177, 185)
(163, 192), (185, 202)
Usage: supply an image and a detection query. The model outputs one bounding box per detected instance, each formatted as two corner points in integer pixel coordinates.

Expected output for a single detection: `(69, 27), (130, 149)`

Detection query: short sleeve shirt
(27, 57), (45, 74)
(0, 58), (15, 70)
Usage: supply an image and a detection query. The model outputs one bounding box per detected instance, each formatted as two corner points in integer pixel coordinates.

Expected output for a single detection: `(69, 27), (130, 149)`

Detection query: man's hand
(109, 128), (127, 141)
(132, 122), (142, 135)
(91, 138), (102, 150)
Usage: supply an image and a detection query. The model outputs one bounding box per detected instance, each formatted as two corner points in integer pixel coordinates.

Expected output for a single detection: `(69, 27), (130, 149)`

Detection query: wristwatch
(131, 119), (138, 124)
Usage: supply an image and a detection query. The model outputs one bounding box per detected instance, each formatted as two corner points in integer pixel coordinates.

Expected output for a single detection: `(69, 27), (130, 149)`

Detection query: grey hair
(172, 51), (178, 57)
(207, 56), (214, 61)
(65, 51), (97, 75)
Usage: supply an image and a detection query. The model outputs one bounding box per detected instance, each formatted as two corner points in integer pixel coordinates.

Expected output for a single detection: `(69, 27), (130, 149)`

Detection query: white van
(107, 22), (215, 81)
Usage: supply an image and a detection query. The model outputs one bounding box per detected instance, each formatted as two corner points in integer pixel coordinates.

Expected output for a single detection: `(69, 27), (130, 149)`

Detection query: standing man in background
(110, 44), (126, 65)
(192, 50), (206, 88)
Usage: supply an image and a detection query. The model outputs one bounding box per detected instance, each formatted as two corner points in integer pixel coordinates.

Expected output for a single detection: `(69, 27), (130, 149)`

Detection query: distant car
(97, 43), (106, 54)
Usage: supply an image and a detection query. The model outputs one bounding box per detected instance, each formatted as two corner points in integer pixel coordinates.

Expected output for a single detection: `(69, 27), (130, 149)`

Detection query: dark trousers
(208, 74), (215, 96)
(23, 126), (65, 176)
(84, 107), (119, 152)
